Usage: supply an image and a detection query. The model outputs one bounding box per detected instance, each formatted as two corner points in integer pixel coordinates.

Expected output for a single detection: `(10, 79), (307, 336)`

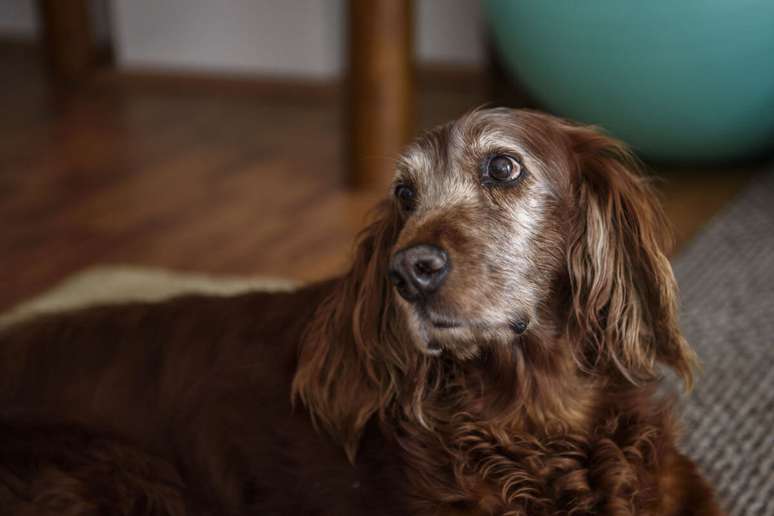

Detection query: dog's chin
(421, 327), (481, 360)
(400, 303), (514, 360)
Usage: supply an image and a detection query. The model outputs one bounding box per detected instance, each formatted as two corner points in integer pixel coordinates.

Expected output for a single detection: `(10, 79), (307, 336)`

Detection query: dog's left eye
(485, 155), (523, 184)
(394, 184), (416, 212)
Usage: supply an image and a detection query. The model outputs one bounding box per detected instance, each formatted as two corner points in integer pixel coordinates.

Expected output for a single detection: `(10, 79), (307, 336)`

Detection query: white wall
(112, 0), (345, 78)
(0, 0), (485, 78)
(0, 0), (37, 37)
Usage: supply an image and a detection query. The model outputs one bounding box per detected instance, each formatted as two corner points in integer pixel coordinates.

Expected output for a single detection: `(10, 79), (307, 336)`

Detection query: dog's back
(0, 283), (408, 515)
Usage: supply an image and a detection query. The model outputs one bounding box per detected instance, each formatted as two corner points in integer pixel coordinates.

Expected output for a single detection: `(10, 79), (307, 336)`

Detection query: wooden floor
(0, 42), (759, 312)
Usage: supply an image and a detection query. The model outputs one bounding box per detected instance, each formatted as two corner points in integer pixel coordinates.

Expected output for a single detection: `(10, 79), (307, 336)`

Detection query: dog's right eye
(394, 184), (416, 212)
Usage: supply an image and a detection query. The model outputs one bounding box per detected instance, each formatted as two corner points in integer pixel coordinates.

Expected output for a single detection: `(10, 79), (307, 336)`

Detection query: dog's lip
(430, 318), (461, 329)
(416, 306), (462, 329)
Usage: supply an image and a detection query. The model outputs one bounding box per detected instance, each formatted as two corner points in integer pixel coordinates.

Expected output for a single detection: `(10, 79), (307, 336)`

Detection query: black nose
(388, 244), (449, 302)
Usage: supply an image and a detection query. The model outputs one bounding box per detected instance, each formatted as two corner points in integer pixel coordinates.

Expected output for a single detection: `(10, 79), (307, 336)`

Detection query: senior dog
(0, 109), (721, 515)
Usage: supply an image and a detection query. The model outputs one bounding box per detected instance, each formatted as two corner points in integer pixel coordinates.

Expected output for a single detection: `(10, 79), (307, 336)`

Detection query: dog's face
(388, 109), (571, 358)
(383, 109), (694, 386)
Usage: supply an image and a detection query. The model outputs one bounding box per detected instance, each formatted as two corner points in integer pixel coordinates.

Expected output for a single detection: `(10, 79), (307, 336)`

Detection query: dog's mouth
(408, 306), (463, 355)
(413, 306), (484, 356)
(424, 317), (463, 356)
(419, 306), (464, 330)
(409, 306), (530, 357)
(429, 317), (461, 329)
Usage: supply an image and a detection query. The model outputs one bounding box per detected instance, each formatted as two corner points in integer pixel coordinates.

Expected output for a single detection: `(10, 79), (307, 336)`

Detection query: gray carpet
(675, 169), (774, 516)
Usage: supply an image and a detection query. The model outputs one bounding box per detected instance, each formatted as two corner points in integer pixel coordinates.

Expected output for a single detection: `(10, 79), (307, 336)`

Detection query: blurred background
(1, 2), (773, 513)
(0, 0), (770, 310)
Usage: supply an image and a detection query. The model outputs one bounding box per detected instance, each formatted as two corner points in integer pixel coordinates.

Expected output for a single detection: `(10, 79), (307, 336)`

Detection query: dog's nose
(388, 245), (449, 301)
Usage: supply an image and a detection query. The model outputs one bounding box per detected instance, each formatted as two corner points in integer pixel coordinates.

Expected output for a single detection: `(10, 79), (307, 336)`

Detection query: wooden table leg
(37, 0), (95, 83)
(347, 0), (415, 191)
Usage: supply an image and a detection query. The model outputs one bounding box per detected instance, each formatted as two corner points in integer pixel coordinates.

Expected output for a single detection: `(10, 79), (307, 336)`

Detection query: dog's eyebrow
(465, 127), (522, 156)
(397, 144), (433, 177)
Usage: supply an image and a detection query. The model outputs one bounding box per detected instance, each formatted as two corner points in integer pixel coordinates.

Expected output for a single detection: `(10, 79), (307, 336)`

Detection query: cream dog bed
(0, 265), (298, 329)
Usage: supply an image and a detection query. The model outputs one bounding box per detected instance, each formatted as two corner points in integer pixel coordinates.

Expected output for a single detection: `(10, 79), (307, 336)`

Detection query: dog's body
(1, 110), (721, 515)
(0, 285), (411, 515)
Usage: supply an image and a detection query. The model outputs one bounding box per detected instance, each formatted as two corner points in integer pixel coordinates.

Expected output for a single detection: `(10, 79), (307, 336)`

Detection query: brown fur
(1, 109), (721, 515)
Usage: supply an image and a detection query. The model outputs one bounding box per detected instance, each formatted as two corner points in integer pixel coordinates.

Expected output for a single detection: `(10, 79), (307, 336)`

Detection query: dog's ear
(563, 125), (697, 387)
(292, 200), (404, 462)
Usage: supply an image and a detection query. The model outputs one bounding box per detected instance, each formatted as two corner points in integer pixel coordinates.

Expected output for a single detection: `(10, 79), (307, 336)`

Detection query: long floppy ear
(292, 200), (404, 462)
(564, 125), (697, 388)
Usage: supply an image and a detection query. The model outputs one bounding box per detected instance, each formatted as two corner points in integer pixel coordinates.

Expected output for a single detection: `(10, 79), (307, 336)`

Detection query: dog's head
(382, 108), (694, 384)
(295, 108), (696, 459)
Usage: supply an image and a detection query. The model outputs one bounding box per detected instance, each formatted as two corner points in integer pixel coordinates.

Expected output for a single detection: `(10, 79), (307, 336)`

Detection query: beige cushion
(0, 264), (299, 329)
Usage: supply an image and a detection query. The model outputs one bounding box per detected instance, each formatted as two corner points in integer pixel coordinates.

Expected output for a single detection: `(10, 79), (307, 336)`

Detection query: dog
(0, 109), (721, 515)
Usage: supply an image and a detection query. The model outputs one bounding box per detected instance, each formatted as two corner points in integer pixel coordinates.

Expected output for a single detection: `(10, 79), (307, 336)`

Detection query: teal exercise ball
(483, 1), (774, 162)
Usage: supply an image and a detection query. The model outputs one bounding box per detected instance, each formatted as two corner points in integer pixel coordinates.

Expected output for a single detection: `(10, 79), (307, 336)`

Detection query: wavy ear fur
(292, 201), (406, 462)
(564, 125), (697, 388)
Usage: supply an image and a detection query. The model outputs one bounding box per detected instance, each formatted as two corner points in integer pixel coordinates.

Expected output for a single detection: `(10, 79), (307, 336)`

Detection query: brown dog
(0, 109), (721, 515)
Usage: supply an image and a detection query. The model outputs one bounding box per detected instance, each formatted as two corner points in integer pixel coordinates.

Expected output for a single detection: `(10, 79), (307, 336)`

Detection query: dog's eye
(394, 184), (416, 211)
(485, 155), (522, 183)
